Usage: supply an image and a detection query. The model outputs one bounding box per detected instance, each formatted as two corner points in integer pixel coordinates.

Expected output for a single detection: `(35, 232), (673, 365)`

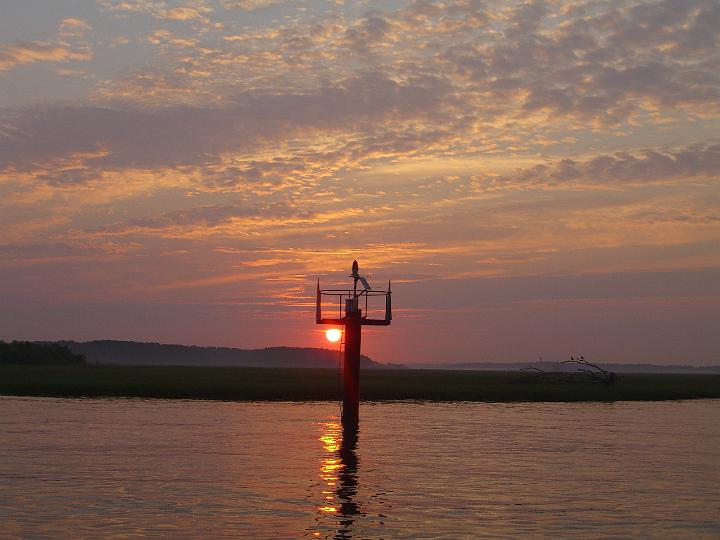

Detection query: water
(1, 398), (718, 539)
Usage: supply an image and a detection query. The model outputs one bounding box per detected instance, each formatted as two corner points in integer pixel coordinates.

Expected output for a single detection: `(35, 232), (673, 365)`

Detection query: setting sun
(325, 328), (342, 343)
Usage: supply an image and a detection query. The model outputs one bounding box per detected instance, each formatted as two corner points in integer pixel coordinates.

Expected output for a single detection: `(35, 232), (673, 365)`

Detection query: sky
(0, 0), (718, 366)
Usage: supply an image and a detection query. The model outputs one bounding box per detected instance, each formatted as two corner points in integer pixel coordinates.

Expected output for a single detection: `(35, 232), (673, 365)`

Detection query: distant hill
(46, 340), (387, 369)
(415, 361), (720, 375)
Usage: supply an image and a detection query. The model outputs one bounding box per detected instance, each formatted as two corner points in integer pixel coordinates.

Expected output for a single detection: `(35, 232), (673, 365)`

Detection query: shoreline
(2, 365), (719, 402)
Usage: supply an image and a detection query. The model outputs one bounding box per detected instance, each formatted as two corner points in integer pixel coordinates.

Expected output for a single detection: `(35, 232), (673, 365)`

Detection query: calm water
(1, 398), (718, 539)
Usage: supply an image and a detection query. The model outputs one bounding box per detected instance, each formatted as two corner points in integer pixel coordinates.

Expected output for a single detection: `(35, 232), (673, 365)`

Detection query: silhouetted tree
(0, 341), (86, 365)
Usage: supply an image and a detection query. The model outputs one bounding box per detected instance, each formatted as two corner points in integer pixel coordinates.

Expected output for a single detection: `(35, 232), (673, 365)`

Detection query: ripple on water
(0, 397), (719, 539)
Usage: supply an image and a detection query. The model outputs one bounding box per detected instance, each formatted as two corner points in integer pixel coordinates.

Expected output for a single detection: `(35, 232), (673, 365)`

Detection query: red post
(316, 261), (392, 429)
(342, 309), (362, 426)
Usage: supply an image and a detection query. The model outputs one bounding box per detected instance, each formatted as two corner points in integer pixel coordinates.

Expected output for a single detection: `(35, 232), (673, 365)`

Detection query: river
(1, 397), (718, 538)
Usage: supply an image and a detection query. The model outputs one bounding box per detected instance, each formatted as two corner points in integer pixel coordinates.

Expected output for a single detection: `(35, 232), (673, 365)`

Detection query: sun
(325, 328), (342, 343)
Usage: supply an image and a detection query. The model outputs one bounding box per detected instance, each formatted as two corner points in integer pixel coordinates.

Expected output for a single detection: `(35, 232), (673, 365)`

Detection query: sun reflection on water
(318, 421), (343, 512)
(308, 418), (364, 538)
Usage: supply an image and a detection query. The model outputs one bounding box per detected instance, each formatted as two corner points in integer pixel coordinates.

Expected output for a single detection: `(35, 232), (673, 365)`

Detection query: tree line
(0, 341), (86, 365)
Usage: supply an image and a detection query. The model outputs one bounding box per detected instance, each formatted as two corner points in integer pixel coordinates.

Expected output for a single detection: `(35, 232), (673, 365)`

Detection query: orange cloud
(0, 40), (91, 71)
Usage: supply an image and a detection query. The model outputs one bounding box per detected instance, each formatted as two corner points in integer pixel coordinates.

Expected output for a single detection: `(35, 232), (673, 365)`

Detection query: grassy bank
(1, 365), (719, 402)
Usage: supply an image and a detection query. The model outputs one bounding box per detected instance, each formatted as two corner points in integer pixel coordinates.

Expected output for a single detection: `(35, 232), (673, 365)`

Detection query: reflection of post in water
(337, 424), (360, 530)
(314, 420), (363, 539)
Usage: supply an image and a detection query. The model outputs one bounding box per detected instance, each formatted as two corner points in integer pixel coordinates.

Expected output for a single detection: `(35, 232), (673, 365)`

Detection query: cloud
(221, 0), (286, 10)
(630, 210), (720, 225)
(0, 71), (452, 183)
(0, 239), (137, 266)
(498, 143), (720, 188)
(96, 201), (312, 234)
(1, 1), (719, 277)
(59, 18), (92, 36)
(438, 0), (720, 123)
(98, 0), (212, 22)
(84, 0), (718, 137)
(164, 7), (208, 20)
(0, 40), (91, 72)
(343, 13), (392, 54)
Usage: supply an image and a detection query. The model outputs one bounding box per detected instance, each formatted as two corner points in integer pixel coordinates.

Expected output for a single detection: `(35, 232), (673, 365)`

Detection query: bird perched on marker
(350, 260), (371, 290)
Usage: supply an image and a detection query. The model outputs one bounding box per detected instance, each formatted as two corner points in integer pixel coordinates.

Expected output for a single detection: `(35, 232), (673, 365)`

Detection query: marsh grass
(1, 365), (719, 402)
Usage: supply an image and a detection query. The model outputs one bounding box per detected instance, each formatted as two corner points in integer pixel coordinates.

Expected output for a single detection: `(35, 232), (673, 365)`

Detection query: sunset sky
(1, 0), (718, 365)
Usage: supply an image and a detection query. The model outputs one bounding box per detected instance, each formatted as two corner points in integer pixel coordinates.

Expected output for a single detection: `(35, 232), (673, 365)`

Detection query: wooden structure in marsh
(316, 261), (392, 427)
